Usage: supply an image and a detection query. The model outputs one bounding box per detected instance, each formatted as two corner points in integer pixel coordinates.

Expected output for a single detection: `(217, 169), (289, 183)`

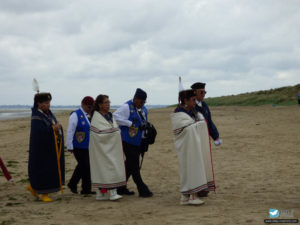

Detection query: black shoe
(117, 187), (135, 195)
(137, 184), (153, 198)
(139, 191), (153, 198)
(198, 190), (209, 197)
(80, 190), (96, 195)
(68, 183), (78, 194)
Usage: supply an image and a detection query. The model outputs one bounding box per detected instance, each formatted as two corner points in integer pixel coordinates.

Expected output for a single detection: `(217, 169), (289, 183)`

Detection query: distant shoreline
(0, 105), (168, 121)
(0, 108), (74, 121)
(0, 104), (167, 109)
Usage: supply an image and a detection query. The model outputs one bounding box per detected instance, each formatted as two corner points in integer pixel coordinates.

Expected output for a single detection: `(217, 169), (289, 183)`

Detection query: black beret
(191, 82), (206, 89)
(134, 88), (147, 101)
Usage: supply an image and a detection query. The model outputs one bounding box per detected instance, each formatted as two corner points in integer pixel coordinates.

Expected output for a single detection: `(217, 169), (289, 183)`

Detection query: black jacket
(195, 101), (219, 140)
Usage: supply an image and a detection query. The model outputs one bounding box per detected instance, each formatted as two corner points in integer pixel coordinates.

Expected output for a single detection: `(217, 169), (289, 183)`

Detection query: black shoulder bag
(137, 110), (157, 169)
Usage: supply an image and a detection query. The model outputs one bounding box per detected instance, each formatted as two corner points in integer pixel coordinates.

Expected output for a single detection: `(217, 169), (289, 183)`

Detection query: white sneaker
(109, 189), (122, 201)
(188, 194), (205, 205)
(96, 193), (109, 200)
(96, 189), (109, 200)
(180, 194), (190, 205)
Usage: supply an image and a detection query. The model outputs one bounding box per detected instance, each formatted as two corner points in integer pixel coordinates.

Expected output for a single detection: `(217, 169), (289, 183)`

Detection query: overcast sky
(0, 0), (299, 105)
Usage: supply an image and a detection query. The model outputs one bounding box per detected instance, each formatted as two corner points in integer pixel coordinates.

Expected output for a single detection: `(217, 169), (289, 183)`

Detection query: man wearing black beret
(191, 82), (222, 146)
(191, 82), (222, 198)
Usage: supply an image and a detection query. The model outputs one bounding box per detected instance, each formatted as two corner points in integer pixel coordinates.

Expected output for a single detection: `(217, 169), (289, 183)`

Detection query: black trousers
(122, 141), (149, 193)
(68, 148), (91, 192)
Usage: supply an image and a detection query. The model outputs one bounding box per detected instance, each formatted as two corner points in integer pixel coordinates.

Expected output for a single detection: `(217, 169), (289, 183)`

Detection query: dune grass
(199, 84), (300, 106)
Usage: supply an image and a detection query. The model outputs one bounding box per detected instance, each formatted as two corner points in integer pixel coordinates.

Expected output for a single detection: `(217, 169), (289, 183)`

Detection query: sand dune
(0, 106), (299, 225)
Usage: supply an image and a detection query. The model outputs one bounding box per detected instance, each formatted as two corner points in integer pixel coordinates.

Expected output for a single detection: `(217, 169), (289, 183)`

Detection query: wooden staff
(53, 126), (63, 194)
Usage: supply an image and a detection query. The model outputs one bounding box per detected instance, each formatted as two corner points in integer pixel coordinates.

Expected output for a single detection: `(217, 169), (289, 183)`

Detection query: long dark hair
(178, 89), (195, 105)
(91, 94), (109, 118)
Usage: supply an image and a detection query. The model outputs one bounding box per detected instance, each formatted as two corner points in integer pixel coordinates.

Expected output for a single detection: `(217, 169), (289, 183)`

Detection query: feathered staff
(32, 78), (40, 93)
(53, 127), (63, 194)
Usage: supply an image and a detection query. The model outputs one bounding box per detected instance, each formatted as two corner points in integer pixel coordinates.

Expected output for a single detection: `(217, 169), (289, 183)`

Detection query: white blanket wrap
(89, 111), (126, 189)
(171, 112), (215, 194)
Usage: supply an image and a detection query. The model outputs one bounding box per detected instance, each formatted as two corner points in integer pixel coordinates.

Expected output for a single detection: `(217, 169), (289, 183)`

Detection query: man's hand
(140, 121), (148, 131)
(131, 119), (139, 127)
(214, 138), (223, 146)
(53, 123), (62, 134)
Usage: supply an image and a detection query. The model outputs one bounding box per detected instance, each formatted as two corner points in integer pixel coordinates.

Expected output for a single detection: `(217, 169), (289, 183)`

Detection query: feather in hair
(32, 78), (40, 93)
(178, 76), (184, 92)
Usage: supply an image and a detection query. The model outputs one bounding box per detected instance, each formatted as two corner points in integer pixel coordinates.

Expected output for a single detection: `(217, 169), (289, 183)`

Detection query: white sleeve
(66, 112), (78, 150)
(113, 103), (133, 127)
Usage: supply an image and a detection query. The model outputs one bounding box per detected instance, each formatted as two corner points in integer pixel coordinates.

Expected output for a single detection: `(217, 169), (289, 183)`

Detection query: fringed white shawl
(89, 111), (126, 189)
(171, 112), (215, 194)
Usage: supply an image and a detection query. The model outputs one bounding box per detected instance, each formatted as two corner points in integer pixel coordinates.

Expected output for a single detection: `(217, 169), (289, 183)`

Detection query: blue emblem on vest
(73, 109), (90, 149)
(120, 100), (147, 146)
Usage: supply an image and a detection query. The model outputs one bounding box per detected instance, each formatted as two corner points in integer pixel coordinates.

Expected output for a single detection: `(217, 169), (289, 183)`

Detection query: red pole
(0, 157), (13, 181)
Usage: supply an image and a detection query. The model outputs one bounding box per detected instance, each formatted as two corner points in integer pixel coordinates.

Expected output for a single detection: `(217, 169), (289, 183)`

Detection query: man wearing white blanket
(89, 94), (126, 201)
(171, 89), (216, 205)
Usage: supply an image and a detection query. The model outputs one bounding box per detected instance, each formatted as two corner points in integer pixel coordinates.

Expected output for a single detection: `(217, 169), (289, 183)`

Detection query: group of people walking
(27, 81), (222, 206)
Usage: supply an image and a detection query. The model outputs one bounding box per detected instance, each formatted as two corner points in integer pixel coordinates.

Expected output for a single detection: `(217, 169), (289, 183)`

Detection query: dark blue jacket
(195, 101), (219, 140)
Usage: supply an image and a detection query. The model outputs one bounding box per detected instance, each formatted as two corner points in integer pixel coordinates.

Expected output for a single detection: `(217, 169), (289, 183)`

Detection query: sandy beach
(0, 106), (299, 225)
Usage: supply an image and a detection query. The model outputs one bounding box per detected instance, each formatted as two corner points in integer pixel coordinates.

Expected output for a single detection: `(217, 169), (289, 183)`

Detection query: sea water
(0, 107), (75, 120)
(0, 105), (167, 120)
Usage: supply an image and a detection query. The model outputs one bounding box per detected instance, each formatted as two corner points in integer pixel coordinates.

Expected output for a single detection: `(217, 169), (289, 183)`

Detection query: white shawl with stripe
(171, 111), (215, 194)
(89, 111), (126, 189)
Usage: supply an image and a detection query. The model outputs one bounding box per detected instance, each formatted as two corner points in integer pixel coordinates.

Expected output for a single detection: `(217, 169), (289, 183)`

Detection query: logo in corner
(269, 209), (279, 218)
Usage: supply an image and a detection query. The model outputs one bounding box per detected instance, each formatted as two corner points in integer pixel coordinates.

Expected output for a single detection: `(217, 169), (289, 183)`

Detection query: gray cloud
(0, 0), (300, 105)
(0, 0), (66, 14)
